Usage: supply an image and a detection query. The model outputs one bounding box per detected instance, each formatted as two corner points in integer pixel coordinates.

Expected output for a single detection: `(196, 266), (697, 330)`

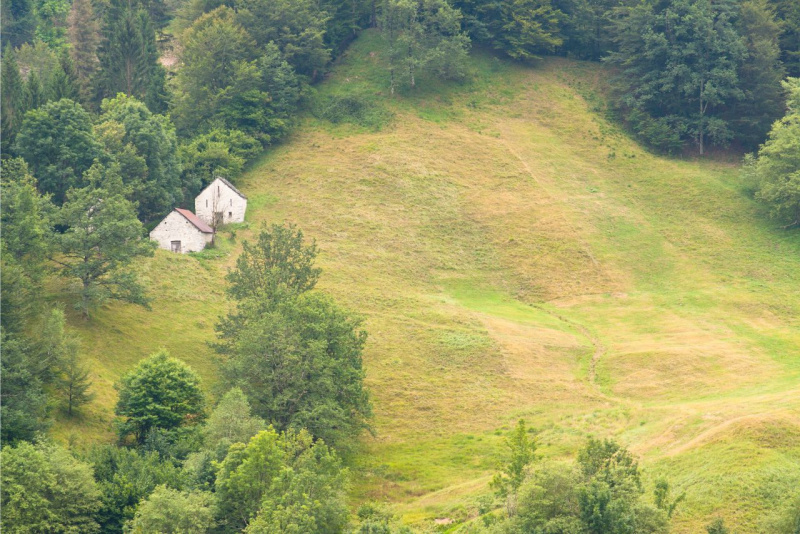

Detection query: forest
(2, 0), (800, 532)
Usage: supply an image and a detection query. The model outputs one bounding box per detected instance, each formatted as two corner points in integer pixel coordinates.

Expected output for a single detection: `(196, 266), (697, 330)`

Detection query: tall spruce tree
(96, 2), (167, 112)
(1, 46), (27, 155)
(49, 51), (80, 101)
(67, 0), (100, 102)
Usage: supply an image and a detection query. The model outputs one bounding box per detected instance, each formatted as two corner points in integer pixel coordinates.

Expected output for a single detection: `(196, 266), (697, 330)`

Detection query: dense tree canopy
(216, 225), (371, 451)
(1, 441), (102, 533)
(606, 0), (746, 154)
(14, 98), (101, 203)
(115, 350), (205, 443)
(97, 93), (182, 221)
(215, 428), (349, 533)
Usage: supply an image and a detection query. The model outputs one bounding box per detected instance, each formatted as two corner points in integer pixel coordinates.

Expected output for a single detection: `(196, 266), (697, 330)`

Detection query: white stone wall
(195, 178), (247, 226)
(149, 212), (212, 253)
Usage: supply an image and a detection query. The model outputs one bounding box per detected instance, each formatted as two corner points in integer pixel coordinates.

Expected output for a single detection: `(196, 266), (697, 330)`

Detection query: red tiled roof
(175, 208), (213, 233)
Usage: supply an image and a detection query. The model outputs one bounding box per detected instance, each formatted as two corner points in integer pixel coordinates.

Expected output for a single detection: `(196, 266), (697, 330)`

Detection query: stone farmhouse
(195, 177), (248, 227)
(149, 177), (248, 254)
(150, 208), (214, 253)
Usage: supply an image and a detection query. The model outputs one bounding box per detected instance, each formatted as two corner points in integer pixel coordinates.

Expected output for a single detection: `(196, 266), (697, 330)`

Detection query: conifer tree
(96, 2), (167, 112)
(1, 46), (27, 155)
(729, 0), (786, 148)
(49, 51), (80, 102)
(58, 342), (95, 416)
(24, 70), (47, 110)
(67, 0), (100, 101)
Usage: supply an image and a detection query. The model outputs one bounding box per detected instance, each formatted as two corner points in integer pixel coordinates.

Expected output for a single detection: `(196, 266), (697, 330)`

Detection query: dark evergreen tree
(770, 0), (800, 76)
(0, 0), (37, 49)
(49, 51), (81, 101)
(96, 2), (167, 112)
(67, 0), (101, 102)
(1, 46), (27, 156)
(24, 70), (48, 110)
(729, 0), (786, 149)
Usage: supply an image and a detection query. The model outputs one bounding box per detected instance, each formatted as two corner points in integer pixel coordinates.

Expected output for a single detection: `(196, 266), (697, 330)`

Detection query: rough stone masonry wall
(149, 212), (212, 253)
(195, 179), (247, 226)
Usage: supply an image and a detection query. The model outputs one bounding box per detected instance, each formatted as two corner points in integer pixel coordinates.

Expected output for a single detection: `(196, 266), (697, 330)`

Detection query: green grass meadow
(54, 30), (800, 532)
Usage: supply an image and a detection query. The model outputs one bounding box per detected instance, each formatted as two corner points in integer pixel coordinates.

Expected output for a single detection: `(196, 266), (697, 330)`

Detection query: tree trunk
(698, 84), (705, 156)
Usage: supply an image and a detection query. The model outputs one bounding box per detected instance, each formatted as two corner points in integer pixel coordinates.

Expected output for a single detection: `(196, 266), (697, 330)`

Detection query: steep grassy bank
(56, 30), (800, 531)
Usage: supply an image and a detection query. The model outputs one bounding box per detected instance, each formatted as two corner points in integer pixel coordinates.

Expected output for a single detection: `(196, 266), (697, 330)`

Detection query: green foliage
(55, 163), (156, 317)
(67, 0), (100, 102)
(606, 0), (746, 154)
(0, 331), (51, 443)
(554, 0), (617, 60)
(1, 46), (27, 154)
(235, 0), (330, 78)
(115, 349), (205, 444)
(95, 2), (167, 112)
(312, 92), (393, 130)
(1, 441), (102, 533)
(320, 0), (372, 54)
(1, 0), (37, 49)
(490, 439), (670, 534)
(652, 478), (684, 519)
(491, 419), (537, 513)
(0, 158), (52, 330)
(382, 0), (471, 92)
(771, 0), (800, 76)
(24, 70), (48, 110)
(215, 224), (370, 450)
(49, 51), (81, 102)
(124, 485), (215, 534)
(88, 445), (184, 534)
(174, 10), (301, 142)
(705, 518), (729, 534)
(203, 387), (266, 454)
(225, 223), (321, 301)
(215, 428), (349, 533)
(455, 0), (562, 61)
(751, 78), (800, 227)
(57, 339), (95, 416)
(726, 0), (786, 149)
(179, 128), (261, 199)
(14, 98), (100, 203)
(97, 93), (182, 221)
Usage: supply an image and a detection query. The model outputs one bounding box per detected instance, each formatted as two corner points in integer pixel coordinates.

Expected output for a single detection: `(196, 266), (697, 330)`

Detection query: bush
(312, 93), (393, 130)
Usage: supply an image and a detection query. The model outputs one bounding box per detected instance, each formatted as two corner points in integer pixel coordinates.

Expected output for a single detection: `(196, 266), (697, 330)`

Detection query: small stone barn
(195, 177), (247, 227)
(149, 208), (214, 253)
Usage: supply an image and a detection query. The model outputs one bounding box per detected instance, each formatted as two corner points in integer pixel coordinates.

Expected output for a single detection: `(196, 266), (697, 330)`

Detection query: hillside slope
(58, 31), (800, 531)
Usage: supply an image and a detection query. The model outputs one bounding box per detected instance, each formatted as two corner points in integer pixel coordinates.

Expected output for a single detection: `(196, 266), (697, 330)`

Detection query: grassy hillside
(55, 30), (800, 531)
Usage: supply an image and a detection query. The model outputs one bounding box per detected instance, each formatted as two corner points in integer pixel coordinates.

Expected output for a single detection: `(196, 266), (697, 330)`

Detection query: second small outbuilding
(195, 177), (247, 228)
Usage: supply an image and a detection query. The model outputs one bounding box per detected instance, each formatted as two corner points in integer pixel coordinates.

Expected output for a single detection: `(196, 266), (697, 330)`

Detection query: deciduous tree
(14, 98), (101, 203)
(751, 78), (800, 227)
(55, 163), (155, 317)
(115, 350), (205, 443)
(1, 442), (102, 533)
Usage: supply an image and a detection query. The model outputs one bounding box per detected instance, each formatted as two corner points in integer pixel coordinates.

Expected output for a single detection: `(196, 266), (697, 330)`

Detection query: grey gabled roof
(199, 176), (247, 200)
